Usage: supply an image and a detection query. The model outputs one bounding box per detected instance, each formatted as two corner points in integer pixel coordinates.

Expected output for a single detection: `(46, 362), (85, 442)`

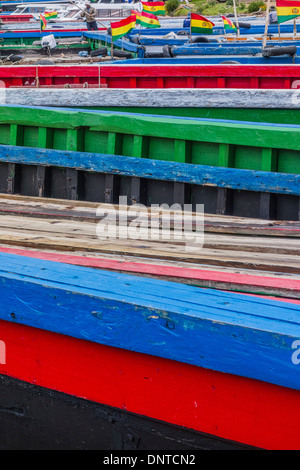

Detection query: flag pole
(233, 0), (240, 38)
(262, 0), (271, 48)
(294, 18), (297, 39)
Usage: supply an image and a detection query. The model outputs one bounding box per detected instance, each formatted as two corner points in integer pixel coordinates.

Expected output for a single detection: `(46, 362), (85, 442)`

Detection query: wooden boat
(1, 64), (300, 89)
(165, 43), (298, 57)
(0, 104), (298, 220)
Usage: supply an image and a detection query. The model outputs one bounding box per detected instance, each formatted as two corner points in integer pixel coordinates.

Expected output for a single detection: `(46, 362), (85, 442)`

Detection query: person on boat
(81, 3), (99, 31)
(269, 6), (278, 24)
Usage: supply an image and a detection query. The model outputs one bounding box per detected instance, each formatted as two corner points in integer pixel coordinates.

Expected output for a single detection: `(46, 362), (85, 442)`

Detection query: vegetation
(165, 0), (266, 17)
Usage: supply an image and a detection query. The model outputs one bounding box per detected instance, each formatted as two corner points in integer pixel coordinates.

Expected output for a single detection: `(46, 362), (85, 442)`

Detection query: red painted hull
(1, 65), (300, 89)
(0, 318), (300, 450)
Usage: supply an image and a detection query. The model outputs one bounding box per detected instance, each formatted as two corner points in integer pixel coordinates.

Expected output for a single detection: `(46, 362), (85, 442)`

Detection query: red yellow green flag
(141, 2), (165, 16)
(133, 10), (161, 28)
(40, 14), (47, 31)
(221, 16), (237, 32)
(111, 15), (136, 41)
(276, 0), (300, 24)
(190, 13), (214, 34)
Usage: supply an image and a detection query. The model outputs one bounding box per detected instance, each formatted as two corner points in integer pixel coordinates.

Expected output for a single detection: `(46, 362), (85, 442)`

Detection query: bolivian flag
(190, 13), (214, 34)
(222, 16), (237, 32)
(276, 0), (300, 23)
(133, 10), (161, 28)
(44, 11), (58, 19)
(40, 14), (47, 31)
(111, 15), (136, 41)
(141, 2), (165, 16)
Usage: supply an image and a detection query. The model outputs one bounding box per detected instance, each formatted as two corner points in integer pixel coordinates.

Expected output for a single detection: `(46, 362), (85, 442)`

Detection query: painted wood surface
(1, 64), (300, 90)
(0, 202), (298, 273)
(0, 246), (299, 300)
(130, 34), (300, 47)
(129, 22), (300, 36)
(0, 252), (299, 391)
(0, 105), (300, 174)
(0, 144), (298, 195)
(110, 56), (300, 64)
(1, 318), (300, 449)
(0, 29), (88, 39)
(3, 88), (300, 110)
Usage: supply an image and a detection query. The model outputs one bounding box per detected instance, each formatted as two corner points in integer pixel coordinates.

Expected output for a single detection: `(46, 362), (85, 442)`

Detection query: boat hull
(0, 104), (298, 221)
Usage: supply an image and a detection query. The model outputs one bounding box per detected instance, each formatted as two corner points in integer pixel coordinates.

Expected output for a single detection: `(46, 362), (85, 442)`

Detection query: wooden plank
(0, 195), (298, 237)
(0, 246), (298, 299)
(0, 215), (299, 254)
